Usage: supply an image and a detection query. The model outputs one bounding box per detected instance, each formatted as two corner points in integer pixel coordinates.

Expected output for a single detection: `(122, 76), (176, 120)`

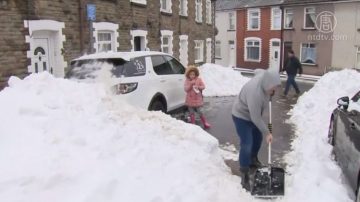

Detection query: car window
(67, 57), (146, 79)
(151, 56), (174, 75)
(111, 57), (146, 78)
(164, 56), (185, 74)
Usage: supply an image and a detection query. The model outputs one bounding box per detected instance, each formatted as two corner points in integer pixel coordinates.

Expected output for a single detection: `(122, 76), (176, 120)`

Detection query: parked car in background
(66, 51), (186, 112)
(328, 91), (360, 202)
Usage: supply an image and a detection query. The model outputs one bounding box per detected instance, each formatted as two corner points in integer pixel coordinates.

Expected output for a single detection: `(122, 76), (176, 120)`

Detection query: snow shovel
(251, 99), (285, 198)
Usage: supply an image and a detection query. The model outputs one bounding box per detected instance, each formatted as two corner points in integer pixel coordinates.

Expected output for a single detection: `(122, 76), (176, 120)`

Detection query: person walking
(283, 50), (302, 96)
(184, 65), (211, 129)
(232, 69), (281, 191)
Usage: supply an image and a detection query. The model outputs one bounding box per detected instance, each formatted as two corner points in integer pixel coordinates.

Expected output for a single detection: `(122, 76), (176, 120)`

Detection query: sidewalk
(233, 67), (320, 83)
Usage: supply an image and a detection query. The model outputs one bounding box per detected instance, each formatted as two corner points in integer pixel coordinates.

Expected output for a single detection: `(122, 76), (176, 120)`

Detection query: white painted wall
(332, 2), (360, 69)
(215, 10), (237, 67)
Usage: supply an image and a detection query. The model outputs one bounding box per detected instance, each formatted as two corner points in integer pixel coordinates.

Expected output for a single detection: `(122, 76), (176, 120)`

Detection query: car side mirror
(337, 96), (349, 110)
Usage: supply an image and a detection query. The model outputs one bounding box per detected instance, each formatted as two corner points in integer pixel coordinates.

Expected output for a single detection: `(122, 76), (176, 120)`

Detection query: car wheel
(328, 117), (335, 146)
(356, 184), (360, 202)
(149, 100), (166, 112)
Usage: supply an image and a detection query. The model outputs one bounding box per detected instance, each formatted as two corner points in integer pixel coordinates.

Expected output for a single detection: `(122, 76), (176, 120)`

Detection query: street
(173, 80), (314, 176)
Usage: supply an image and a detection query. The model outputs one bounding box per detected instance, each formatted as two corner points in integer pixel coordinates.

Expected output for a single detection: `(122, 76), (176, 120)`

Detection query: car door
(164, 55), (186, 110)
(344, 92), (360, 191)
(150, 55), (178, 110)
(335, 91), (360, 192)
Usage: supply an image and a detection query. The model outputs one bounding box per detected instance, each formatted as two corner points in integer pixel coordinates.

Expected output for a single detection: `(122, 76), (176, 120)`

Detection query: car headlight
(114, 83), (138, 94)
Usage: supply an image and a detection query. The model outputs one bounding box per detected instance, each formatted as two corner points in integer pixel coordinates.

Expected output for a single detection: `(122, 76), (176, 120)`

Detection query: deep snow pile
(199, 64), (250, 97)
(283, 69), (360, 202)
(0, 73), (255, 202)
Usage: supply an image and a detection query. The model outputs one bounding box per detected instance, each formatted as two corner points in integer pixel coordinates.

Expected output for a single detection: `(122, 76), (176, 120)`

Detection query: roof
(216, 0), (284, 11)
(282, 0), (348, 5)
(74, 51), (169, 61)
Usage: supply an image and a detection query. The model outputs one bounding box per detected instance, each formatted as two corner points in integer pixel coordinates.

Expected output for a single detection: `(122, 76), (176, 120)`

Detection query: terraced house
(0, 0), (215, 89)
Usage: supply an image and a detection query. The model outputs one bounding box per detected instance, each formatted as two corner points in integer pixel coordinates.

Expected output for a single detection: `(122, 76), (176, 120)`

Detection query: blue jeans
(232, 115), (263, 168)
(284, 74), (300, 95)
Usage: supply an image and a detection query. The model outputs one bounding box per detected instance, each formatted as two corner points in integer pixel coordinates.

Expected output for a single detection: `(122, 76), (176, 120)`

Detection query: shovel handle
(268, 99), (272, 165)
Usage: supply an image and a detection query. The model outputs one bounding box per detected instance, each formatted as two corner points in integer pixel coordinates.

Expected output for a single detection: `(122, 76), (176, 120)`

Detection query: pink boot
(200, 115), (211, 129)
(189, 114), (196, 124)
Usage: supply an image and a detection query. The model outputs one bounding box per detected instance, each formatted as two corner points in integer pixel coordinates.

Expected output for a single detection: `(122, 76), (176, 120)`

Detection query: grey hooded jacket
(232, 69), (281, 135)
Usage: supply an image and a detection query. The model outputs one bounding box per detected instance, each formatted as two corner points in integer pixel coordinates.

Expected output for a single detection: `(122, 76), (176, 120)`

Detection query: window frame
(97, 31), (113, 52)
(206, 0), (212, 24)
(247, 8), (260, 31)
(160, 0), (172, 14)
(304, 7), (316, 29)
(161, 30), (173, 55)
(215, 40), (221, 58)
(195, 0), (203, 23)
(179, 0), (188, 16)
(300, 43), (317, 65)
(194, 40), (204, 63)
(229, 12), (235, 30)
(284, 8), (294, 29)
(244, 37), (261, 62)
(130, 0), (147, 5)
(271, 7), (282, 30)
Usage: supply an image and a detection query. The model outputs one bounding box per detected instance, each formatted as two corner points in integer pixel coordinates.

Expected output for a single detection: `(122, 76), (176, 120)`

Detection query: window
(111, 57), (146, 77)
(93, 22), (119, 53)
(304, 7), (316, 29)
(248, 9), (260, 30)
(130, 0), (146, 5)
(229, 12), (235, 30)
(284, 8), (294, 29)
(160, 0), (172, 13)
(356, 47), (360, 69)
(161, 30), (173, 55)
(151, 56), (174, 75)
(97, 32), (113, 52)
(301, 43), (316, 64)
(215, 40), (221, 58)
(206, 0), (212, 24)
(194, 40), (204, 63)
(271, 7), (281, 30)
(179, 0), (188, 16)
(195, 0), (202, 23)
(165, 56), (186, 74)
(245, 38), (261, 62)
(130, 30), (148, 51)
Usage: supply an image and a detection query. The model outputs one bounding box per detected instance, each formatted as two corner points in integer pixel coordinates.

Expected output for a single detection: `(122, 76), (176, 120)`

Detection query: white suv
(67, 51), (186, 112)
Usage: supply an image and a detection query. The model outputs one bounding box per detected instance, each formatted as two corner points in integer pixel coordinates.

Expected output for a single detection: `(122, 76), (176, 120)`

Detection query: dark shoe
(250, 157), (263, 169)
(240, 167), (251, 191)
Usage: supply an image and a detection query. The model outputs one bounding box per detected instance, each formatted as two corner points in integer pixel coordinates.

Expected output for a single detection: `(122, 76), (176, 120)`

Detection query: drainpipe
(211, 0), (217, 63)
(280, 5), (284, 72)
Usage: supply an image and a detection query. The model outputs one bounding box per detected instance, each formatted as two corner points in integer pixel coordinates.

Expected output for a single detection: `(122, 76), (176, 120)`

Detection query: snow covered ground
(0, 64), (359, 201)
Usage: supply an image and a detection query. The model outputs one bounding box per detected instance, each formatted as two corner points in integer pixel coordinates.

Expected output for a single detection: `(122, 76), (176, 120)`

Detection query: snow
(199, 63), (250, 97)
(282, 69), (360, 202)
(0, 72), (251, 202)
(1, 63), (359, 201)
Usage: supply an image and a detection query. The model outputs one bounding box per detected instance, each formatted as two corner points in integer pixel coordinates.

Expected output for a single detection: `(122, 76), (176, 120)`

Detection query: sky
(0, 64), (358, 201)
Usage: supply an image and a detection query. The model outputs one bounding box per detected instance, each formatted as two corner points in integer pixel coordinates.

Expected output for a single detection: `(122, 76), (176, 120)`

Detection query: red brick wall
(236, 7), (281, 70)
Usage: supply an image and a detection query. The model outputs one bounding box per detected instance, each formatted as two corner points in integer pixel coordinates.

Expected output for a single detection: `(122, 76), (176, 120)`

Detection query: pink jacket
(184, 77), (205, 107)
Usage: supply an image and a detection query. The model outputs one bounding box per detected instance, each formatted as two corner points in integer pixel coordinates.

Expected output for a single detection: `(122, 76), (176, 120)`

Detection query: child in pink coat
(184, 65), (211, 129)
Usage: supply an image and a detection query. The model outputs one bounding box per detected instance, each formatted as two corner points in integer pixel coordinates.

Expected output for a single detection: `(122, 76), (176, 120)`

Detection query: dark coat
(283, 56), (302, 76)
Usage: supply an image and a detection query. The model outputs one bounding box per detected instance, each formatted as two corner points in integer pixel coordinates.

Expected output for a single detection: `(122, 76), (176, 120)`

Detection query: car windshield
(66, 57), (146, 80)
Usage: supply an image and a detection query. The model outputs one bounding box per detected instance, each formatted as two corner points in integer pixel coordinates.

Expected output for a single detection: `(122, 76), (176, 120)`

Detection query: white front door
(33, 38), (52, 74)
(270, 40), (281, 71)
(229, 41), (236, 67)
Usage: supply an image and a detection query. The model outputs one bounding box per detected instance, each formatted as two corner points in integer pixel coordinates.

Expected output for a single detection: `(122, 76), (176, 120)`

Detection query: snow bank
(283, 69), (360, 202)
(0, 73), (257, 202)
(199, 64), (250, 97)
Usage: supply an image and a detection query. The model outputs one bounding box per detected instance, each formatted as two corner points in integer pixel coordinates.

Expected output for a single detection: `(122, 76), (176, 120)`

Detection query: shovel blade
(251, 167), (285, 198)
